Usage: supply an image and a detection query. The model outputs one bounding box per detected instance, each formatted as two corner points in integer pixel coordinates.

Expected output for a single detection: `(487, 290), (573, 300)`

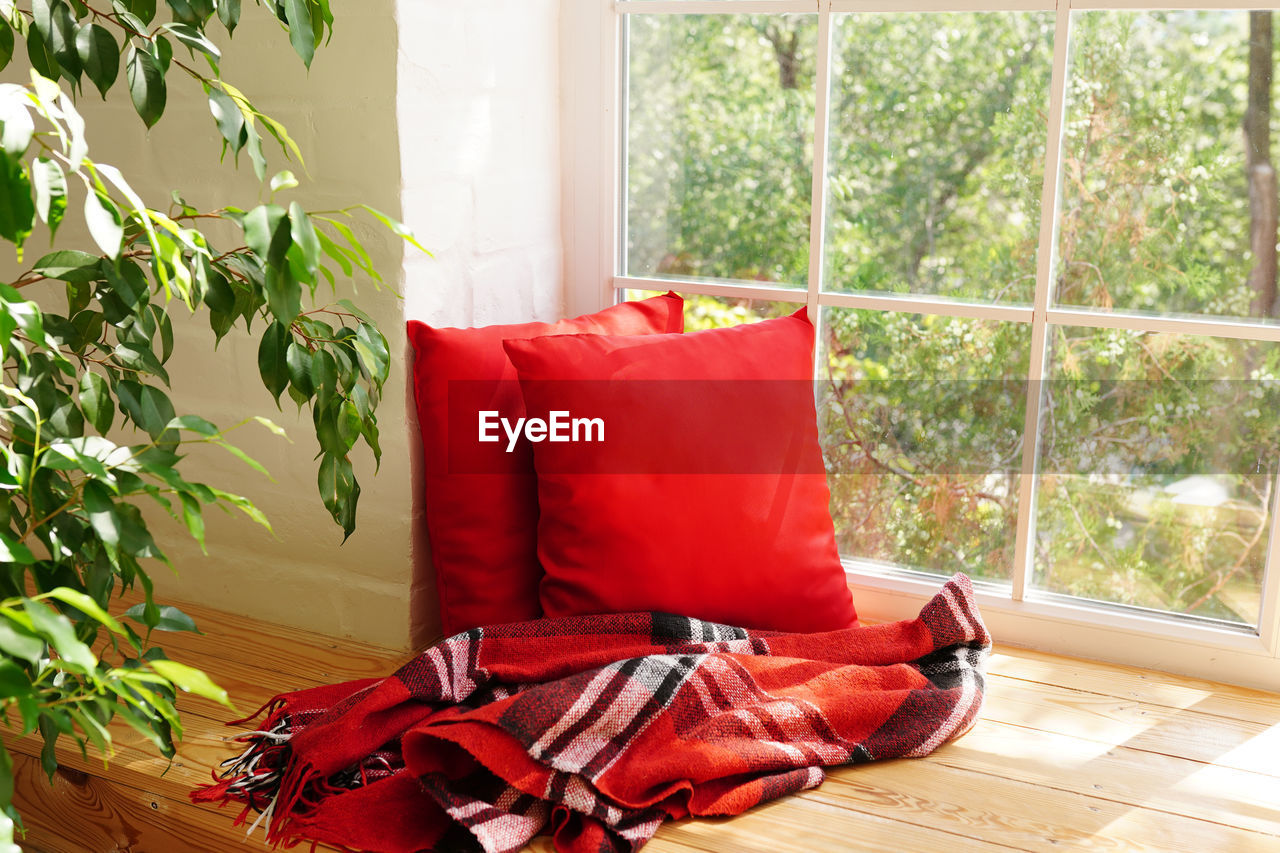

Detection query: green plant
(0, 0), (420, 839)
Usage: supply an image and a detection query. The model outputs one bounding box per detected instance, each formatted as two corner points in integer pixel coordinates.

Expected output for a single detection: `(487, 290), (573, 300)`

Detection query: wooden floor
(12, 601), (1280, 853)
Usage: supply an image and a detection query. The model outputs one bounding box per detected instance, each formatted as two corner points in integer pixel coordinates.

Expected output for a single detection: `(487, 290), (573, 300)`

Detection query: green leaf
(0, 149), (34, 248)
(67, 705), (112, 758)
(318, 217), (377, 278)
(256, 321), (289, 402)
(285, 340), (313, 397)
(160, 22), (219, 62)
(354, 323), (390, 385)
(122, 602), (198, 633)
(122, 0), (154, 25)
(79, 371), (113, 433)
(243, 116), (266, 180)
(264, 264), (301, 324)
(283, 0), (314, 68)
(217, 0), (240, 34)
(40, 587), (125, 634)
(270, 170), (297, 193)
(31, 157), (66, 240)
(125, 46), (165, 128)
(0, 615), (43, 665)
(0, 101), (31, 157)
(0, 21), (14, 73)
(149, 658), (231, 707)
(83, 189), (123, 258)
(206, 86), (244, 155)
(75, 23), (118, 98)
(310, 348), (336, 410)
(317, 452), (358, 539)
(337, 399), (361, 447)
(32, 0), (55, 39)
(112, 342), (169, 386)
(26, 28), (61, 82)
(0, 660), (31, 700)
(81, 479), (122, 546)
(215, 439), (271, 479)
(0, 532), (33, 565)
(163, 414), (217, 436)
(252, 415), (289, 439)
(178, 491), (204, 548)
(208, 487), (271, 532)
(334, 298), (373, 324)
(48, 2), (81, 84)
(16, 692), (39, 735)
(113, 703), (171, 757)
(148, 303), (173, 362)
(359, 204), (430, 255)
(289, 201), (320, 273)
(316, 227), (352, 277)
(243, 203), (289, 267)
(109, 2), (149, 36)
(38, 715), (61, 780)
(32, 249), (99, 282)
(114, 380), (175, 439)
(23, 599), (95, 672)
(149, 32), (171, 72)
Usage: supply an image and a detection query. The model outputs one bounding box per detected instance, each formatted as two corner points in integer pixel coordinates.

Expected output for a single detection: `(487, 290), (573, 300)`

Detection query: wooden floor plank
(929, 717), (1280, 837)
(988, 647), (1280, 725)
(983, 672), (1280, 778)
(646, 795), (1021, 853)
(809, 756), (1277, 852)
(113, 591), (403, 684)
(12, 597), (1280, 852)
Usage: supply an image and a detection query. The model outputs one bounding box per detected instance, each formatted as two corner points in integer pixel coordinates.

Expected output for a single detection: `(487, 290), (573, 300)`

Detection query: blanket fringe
(190, 693), (321, 848)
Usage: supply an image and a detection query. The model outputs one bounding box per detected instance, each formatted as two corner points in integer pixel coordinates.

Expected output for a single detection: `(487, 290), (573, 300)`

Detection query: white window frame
(561, 0), (1280, 691)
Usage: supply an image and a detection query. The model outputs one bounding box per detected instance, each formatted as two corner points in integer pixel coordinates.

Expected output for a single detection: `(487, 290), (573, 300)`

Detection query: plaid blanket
(193, 573), (990, 853)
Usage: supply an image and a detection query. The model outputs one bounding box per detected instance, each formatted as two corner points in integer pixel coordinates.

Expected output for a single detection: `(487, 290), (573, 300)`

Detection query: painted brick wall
(397, 0), (564, 646)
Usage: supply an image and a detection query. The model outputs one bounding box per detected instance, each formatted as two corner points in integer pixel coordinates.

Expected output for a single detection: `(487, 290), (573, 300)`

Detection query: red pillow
(502, 308), (857, 632)
(407, 293), (684, 636)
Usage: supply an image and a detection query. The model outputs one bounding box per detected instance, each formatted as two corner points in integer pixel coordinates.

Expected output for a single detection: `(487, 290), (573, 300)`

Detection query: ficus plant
(0, 0), (419, 838)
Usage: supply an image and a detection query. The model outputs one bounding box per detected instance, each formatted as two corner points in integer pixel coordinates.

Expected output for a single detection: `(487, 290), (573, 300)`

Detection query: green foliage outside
(0, 0), (419, 838)
(628, 11), (1280, 625)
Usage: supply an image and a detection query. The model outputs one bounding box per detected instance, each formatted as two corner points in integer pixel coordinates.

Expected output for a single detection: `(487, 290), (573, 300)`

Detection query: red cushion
(502, 308), (857, 632)
(407, 293), (684, 636)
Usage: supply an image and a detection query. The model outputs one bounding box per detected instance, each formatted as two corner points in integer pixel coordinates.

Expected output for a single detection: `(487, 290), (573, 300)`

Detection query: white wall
(397, 0), (563, 646)
(2, 3), (564, 650)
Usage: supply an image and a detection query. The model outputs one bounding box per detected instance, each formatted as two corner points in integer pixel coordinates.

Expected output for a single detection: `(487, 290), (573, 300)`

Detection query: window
(562, 0), (1280, 690)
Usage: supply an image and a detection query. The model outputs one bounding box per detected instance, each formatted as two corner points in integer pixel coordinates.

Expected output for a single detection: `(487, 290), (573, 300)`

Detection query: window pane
(1033, 327), (1280, 627)
(1056, 11), (1280, 323)
(625, 15), (816, 288)
(820, 309), (1031, 582)
(622, 289), (801, 330)
(823, 12), (1054, 302)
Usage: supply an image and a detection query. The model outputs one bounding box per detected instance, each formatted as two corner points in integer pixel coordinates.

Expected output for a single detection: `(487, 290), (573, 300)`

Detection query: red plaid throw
(193, 573), (990, 852)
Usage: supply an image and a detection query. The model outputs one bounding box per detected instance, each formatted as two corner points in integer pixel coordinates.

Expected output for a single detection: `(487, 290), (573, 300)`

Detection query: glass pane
(820, 309), (1032, 581)
(1056, 12), (1280, 323)
(823, 12), (1054, 302)
(1033, 327), (1280, 627)
(625, 15), (816, 288)
(622, 289), (801, 330)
